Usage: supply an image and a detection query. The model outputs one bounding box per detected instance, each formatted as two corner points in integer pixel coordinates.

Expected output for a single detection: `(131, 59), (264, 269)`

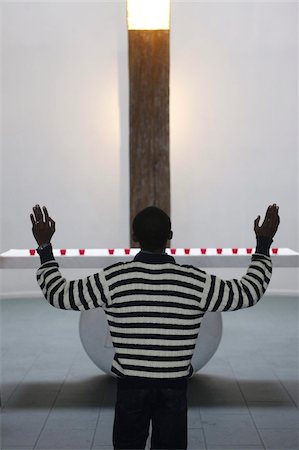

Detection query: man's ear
(169, 230), (173, 240)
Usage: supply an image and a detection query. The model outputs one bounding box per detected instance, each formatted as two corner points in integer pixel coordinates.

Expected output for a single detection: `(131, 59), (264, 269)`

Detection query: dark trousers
(113, 379), (188, 450)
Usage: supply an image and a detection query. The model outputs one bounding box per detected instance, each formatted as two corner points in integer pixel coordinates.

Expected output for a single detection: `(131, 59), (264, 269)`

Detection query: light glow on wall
(127, 0), (170, 30)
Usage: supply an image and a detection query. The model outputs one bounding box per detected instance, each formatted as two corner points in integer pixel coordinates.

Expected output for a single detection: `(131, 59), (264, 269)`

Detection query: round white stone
(79, 309), (222, 376)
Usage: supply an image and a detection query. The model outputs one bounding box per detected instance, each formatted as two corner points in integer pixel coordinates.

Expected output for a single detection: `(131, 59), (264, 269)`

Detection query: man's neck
(140, 249), (166, 254)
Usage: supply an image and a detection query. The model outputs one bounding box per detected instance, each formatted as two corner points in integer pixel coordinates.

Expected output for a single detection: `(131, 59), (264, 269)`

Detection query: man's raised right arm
(199, 204), (280, 312)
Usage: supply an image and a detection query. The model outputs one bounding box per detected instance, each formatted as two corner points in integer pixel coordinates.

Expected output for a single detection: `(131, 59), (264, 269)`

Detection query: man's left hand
(30, 204), (56, 246)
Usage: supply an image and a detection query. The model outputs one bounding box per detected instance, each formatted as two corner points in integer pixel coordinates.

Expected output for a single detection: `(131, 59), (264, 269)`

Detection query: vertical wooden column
(129, 30), (170, 246)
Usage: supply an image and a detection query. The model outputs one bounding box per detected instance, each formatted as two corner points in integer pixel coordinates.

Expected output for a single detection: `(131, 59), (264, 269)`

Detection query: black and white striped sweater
(36, 241), (272, 383)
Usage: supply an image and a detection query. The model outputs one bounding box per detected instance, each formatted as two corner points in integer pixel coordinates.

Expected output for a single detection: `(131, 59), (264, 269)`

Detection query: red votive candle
(217, 248), (223, 254)
(79, 249), (85, 255)
(125, 248), (130, 255)
(170, 248), (176, 255)
(29, 249), (36, 256)
(246, 248), (253, 254)
(184, 249), (190, 255)
(60, 249), (66, 255)
(108, 249), (114, 255)
(232, 248), (238, 254)
(272, 248), (278, 254)
(201, 248), (207, 254)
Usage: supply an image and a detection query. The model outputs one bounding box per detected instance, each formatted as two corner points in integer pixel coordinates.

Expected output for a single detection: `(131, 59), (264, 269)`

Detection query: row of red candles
(28, 248), (279, 256)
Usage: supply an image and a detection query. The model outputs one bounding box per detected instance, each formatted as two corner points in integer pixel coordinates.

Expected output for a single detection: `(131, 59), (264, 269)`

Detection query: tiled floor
(1, 295), (298, 450)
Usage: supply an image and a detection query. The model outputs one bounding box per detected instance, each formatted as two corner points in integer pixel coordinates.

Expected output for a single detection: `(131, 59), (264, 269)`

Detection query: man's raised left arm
(31, 204), (109, 310)
(36, 252), (109, 310)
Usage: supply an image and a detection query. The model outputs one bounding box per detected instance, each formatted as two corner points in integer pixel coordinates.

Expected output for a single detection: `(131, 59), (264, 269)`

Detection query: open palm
(254, 204), (280, 239)
(30, 204), (56, 246)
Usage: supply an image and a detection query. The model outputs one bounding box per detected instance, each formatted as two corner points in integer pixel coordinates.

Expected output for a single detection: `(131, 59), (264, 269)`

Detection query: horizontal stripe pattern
(36, 262), (108, 310)
(36, 253), (272, 379)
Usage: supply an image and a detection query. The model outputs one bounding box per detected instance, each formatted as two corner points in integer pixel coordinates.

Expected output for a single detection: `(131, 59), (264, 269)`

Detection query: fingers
(33, 205), (43, 222)
(32, 204), (51, 225)
(269, 204), (279, 220)
(49, 217), (56, 230)
(254, 216), (260, 229)
(266, 205), (272, 217)
(255, 205), (279, 235)
(267, 204), (280, 231)
(43, 206), (49, 223)
(265, 204), (279, 220)
(273, 205), (280, 228)
(265, 204), (276, 219)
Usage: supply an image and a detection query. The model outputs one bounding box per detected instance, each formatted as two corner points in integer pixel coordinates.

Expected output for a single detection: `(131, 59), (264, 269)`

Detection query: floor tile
(22, 367), (69, 383)
(237, 379), (291, 402)
(202, 413), (263, 446)
(1, 295), (298, 450)
(188, 373), (245, 405)
(1, 385), (20, 406)
(229, 363), (277, 379)
(206, 447), (265, 450)
(54, 392), (103, 407)
(99, 407), (115, 416)
(187, 407), (202, 428)
(3, 384), (58, 408)
(258, 427), (299, 449)
(1, 368), (30, 383)
(1, 409), (48, 447)
(92, 413), (115, 446)
(263, 355), (299, 370)
(187, 428), (206, 449)
(274, 368), (299, 380)
(200, 403), (250, 417)
(247, 401), (299, 429)
(35, 426), (95, 449)
(277, 379), (299, 407)
(91, 446), (113, 450)
(45, 405), (100, 430)
(0, 447), (34, 450)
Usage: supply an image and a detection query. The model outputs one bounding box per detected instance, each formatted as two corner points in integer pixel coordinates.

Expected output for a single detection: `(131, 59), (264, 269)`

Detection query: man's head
(132, 206), (173, 252)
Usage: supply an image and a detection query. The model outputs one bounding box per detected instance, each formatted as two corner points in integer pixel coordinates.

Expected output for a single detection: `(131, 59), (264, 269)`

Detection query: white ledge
(0, 248), (298, 269)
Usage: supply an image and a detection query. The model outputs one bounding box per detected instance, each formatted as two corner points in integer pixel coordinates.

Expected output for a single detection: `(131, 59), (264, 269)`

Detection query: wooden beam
(129, 30), (170, 246)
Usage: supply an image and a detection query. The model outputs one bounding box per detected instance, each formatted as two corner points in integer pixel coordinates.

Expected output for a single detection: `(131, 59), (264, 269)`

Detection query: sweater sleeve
(36, 260), (110, 310)
(200, 253), (272, 312)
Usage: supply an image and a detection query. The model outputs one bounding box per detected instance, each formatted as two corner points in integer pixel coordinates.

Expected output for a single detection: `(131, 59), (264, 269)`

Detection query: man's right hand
(254, 204), (280, 239)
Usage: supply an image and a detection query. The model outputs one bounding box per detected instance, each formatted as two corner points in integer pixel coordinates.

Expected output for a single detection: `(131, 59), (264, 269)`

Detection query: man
(30, 203), (280, 450)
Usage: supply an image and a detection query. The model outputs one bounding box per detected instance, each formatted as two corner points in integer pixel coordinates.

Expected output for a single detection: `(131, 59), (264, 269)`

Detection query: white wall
(170, 1), (299, 293)
(1, 1), (298, 296)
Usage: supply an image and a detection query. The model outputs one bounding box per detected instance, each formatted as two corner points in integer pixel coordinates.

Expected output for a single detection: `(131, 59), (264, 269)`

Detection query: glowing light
(127, 0), (170, 30)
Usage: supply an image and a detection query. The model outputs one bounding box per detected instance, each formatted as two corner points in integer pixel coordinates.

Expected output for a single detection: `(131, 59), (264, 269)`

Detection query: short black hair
(133, 206), (171, 250)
